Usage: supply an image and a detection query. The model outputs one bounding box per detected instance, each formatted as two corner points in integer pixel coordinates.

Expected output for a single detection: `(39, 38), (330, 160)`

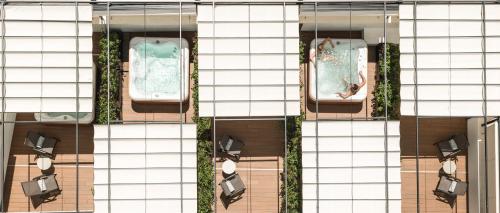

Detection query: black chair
(219, 173), (246, 199)
(435, 134), (468, 160)
(218, 135), (245, 160)
(21, 174), (61, 199)
(434, 175), (467, 201)
(24, 131), (58, 158)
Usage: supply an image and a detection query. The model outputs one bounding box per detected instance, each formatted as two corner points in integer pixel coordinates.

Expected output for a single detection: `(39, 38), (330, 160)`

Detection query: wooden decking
(302, 32), (377, 120)
(4, 113), (94, 212)
(214, 120), (284, 213)
(400, 116), (468, 213)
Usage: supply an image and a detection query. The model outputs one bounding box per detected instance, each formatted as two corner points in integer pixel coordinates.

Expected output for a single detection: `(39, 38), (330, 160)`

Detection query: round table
(222, 159), (236, 175)
(36, 157), (52, 170)
(442, 159), (457, 175)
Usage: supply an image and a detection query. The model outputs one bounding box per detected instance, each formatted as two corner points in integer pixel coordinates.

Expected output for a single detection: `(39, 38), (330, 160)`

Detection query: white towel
(36, 136), (45, 149)
(448, 181), (457, 193)
(37, 179), (47, 192)
(226, 181), (235, 193)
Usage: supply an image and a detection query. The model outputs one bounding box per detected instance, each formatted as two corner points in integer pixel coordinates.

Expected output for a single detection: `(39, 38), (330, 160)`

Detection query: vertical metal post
(383, 2), (389, 213)
(412, 2), (420, 213)
(481, 2), (489, 212)
(313, 2), (319, 212)
(106, 2), (111, 213)
(282, 2), (288, 213)
(74, 2), (80, 212)
(0, 1), (5, 211)
(179, 1), (184, 212)
(211, 2), (217, 212)
(143, 5), (147, 211)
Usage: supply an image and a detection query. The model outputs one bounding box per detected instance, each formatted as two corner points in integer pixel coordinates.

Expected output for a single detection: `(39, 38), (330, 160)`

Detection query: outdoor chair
(218, 135), (245, 160)
(219, 173), (246, 199)
(434, 175), (467, 200)
(435, 134), (468, 160)
(24, 131), (58, 158)
(21, 174), (61, 199)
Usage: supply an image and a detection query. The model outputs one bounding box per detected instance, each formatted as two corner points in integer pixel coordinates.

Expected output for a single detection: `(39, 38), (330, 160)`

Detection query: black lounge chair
(218, 135), (244, 160)
(435, 134), (468, 160)
(219, 173), (246, 199)
(24, 131), (58, 158)
(434, 175), (467, 200)
(21, 174), (61, 199)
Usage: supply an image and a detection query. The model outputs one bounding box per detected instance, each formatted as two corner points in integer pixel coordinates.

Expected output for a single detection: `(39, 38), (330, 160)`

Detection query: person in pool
(310, 37), (367, 99)
(309, 37), (337, 64)
(337, 71), (366, 99)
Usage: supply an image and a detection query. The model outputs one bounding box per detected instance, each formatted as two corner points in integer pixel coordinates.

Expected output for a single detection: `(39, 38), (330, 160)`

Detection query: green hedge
(299, 40), (306, 64)
(95, 33), (121, 124)
(281, 115), (303, 213)
(192, 35), (214, 213)
(373, 43), (400, 120)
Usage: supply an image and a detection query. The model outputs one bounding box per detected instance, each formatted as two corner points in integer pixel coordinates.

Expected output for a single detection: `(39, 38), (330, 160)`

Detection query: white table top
(222, 159), (236, 175)
(36, 157), (52, 170)
(442, 159), (457, 175)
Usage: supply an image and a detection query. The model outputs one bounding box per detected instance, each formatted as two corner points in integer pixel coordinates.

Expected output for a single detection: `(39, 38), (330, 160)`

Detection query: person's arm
(337, 91), (352, 99)
(358, 71), (366, 88)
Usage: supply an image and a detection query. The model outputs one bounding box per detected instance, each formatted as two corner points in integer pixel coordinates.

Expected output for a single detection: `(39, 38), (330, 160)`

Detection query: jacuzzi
(129, 37), (189, 102)
(309, 39), (368, 103)
(34, 63), (96, 124)
(34, 112), (94, 124)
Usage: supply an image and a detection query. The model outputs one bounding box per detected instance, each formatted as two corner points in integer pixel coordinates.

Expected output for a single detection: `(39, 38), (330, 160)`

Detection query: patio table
(442, 159), (457, 175)
(36, 157), (52, 170)
(222, 159), (236, 175)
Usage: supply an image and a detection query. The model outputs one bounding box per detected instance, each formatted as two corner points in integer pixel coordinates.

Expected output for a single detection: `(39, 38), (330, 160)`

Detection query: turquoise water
(132, 41), (181, 98)
(46, 112), (88, 119)
(316, 42), (360, 96)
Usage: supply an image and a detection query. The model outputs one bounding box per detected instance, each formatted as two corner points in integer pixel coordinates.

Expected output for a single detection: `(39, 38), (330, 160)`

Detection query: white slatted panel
(0, 5), (94, 113)
(93, 124), (197, 213)
(485, 4), (500, 116)
(302, 121), (401, 213)
(197, 5), (300, 117)
(400, 4), (499, 116)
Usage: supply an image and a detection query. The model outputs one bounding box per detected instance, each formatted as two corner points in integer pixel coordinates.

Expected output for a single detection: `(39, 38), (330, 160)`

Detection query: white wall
(468, 118), (484, 213)
(0, 113), (16, 210)
(197, 5), (301, 117)
(468, 117), (500, 213)
(486, 120), (499, 213)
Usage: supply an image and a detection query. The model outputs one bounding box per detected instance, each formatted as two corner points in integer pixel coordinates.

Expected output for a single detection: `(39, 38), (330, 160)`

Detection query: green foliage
(281, 115), (303, 213)
(373, 43), (400, 120)
(95, 33), (121, 124)
(192, 35), (214, 213)
(299, 40), (306, 64)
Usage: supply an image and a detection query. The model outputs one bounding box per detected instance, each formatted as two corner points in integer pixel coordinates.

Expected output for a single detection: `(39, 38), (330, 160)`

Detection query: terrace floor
(400, 116), (468, 213)
(214, 120), (284, 213)
(4, 113), (94, 212)
(301, 31), (377, 121)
